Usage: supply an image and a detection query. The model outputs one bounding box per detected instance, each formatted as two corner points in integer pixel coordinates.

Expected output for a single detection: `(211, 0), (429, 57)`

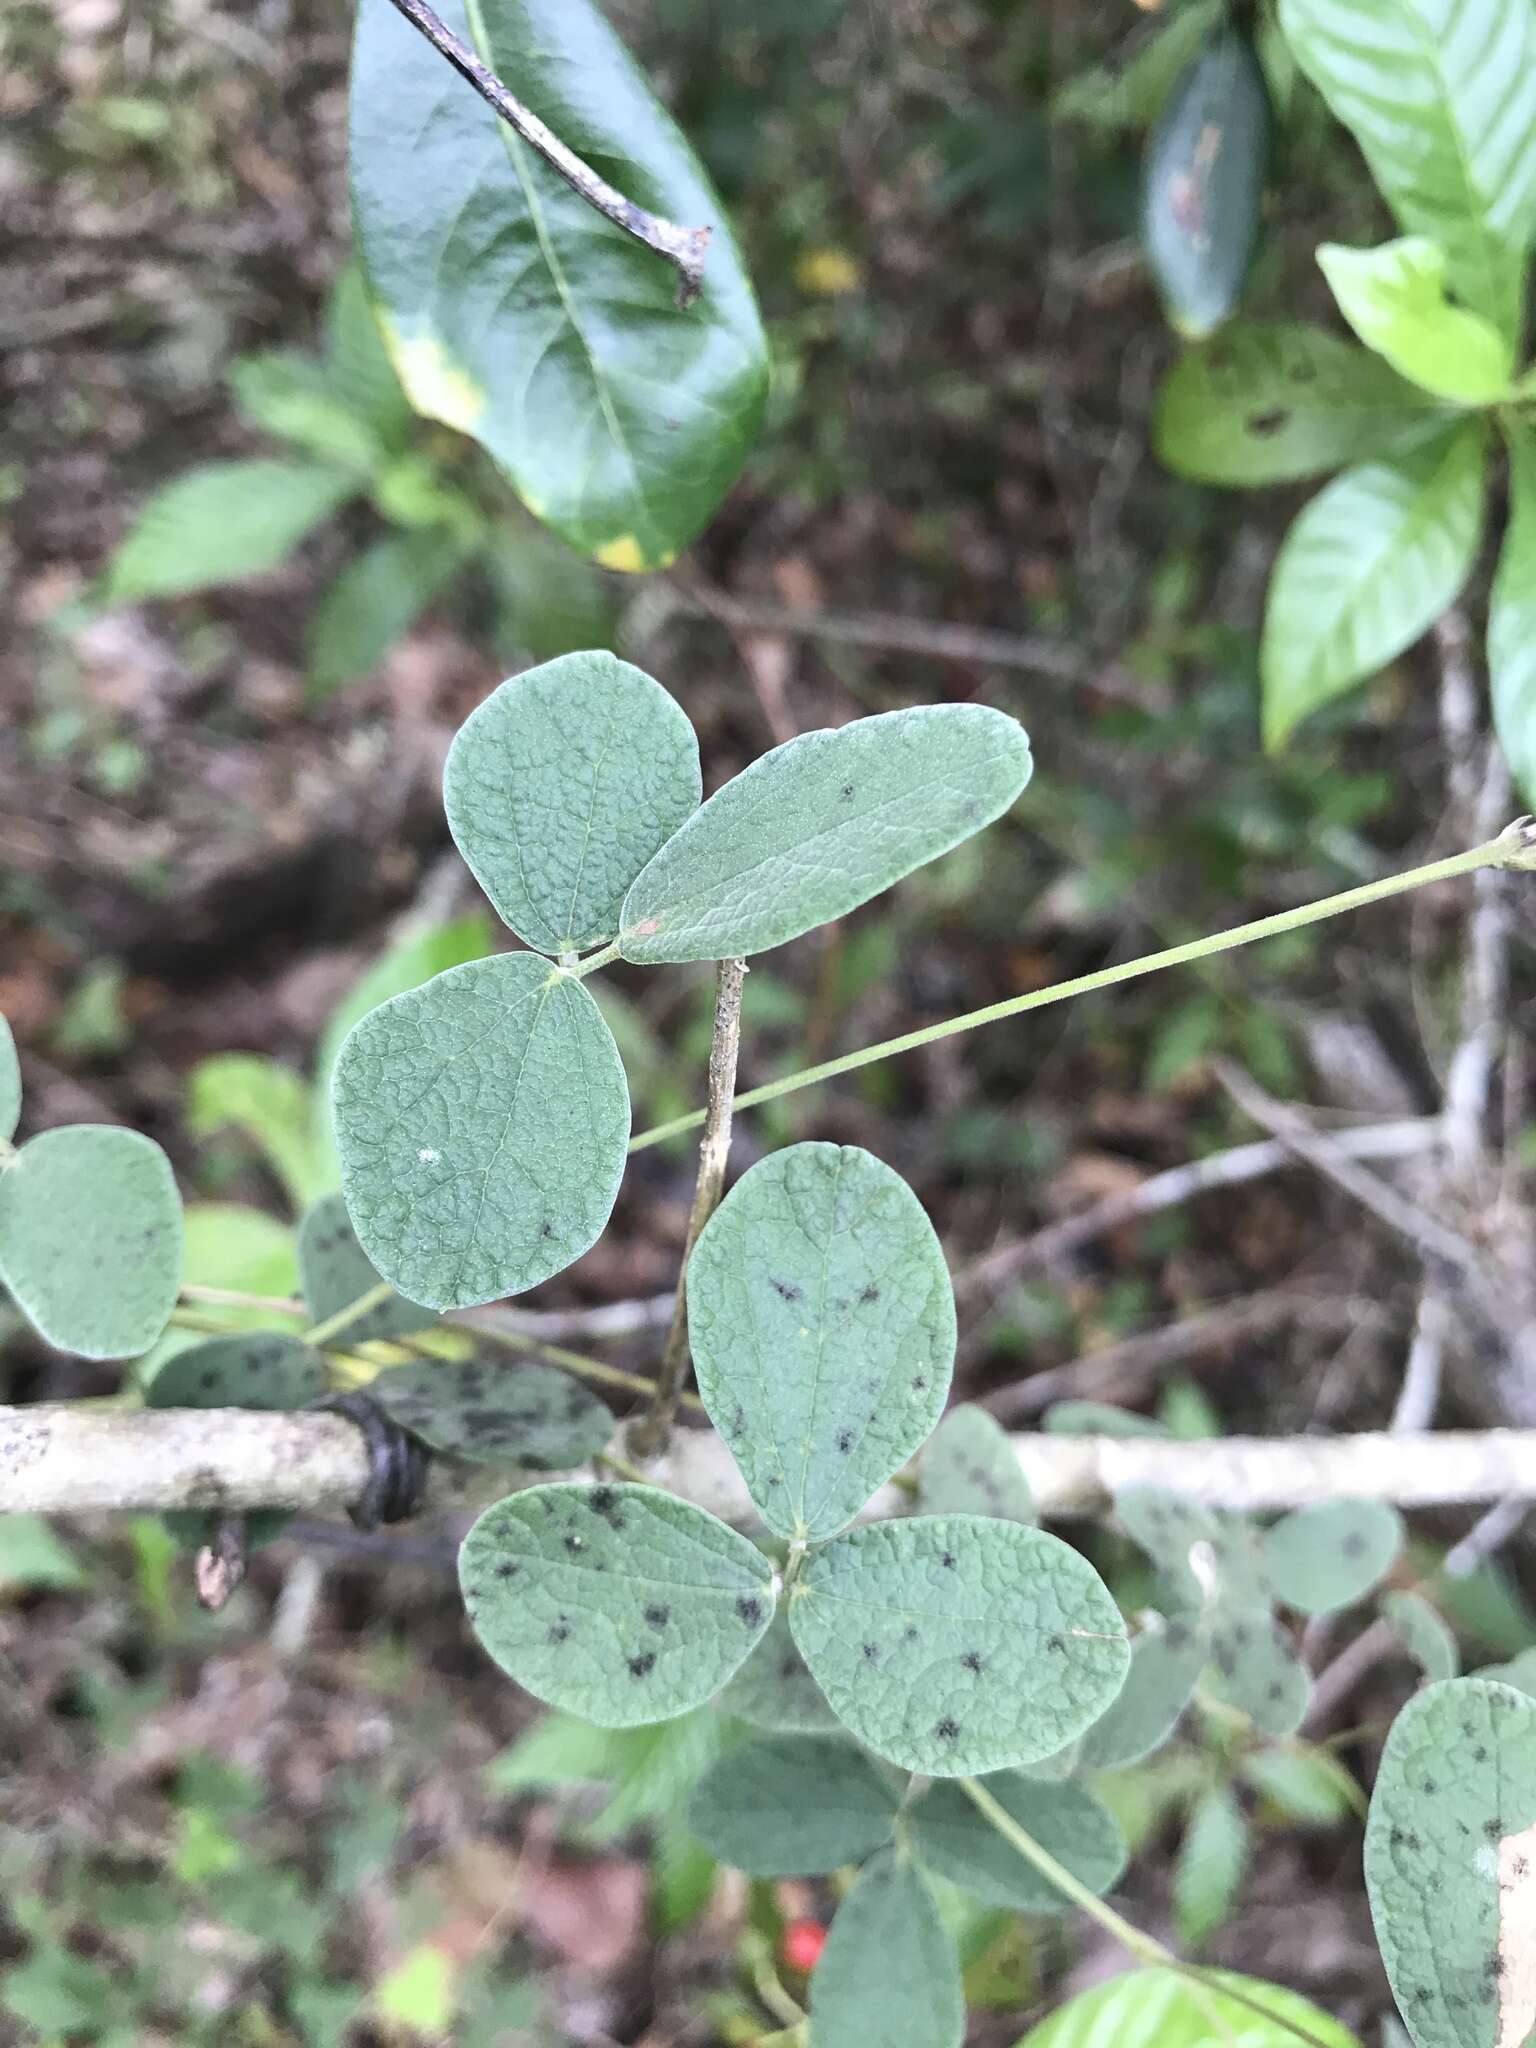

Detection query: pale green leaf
(325, 263), (413, 448)
(716, 1609), (842, 1735)
(809, 1849), (962, 2048)
(1261, 422), (1486, 749)
(0, 1515), (85, 1592)
(1381, 1590), (1460, 1682)
(331, 953), (630, 1311)
(177, 1203), (300, 1326)
(1474, 1647), (1536, 1699)
(1012, 1968), (1361, 2048)
(1317, 238), (1513, 403)
(909, 1775), (1126, 1912)
(1261, 1499), (1404, 1614)
(105, 460), (356, 602)
(685, 1735), (897, 1876)
(687, 1143), (956, 1542)
(1205, 1612), (1312, 1737)
(1079, 1619), (1206, 1770)
(1115, 1486), (1222, 1612)
(307, 529), (470, 702)
(619, 706), (1033, 964)
(315, 913), (496, 1105)
(188, 1054), (332, 1214)
(1239, 1747), (1359, 1827)
(1365, 1678), (1536, 2048)
(350, 0), (768, 568)
(653, 1812), (718, 1934)
(444, 653), (701, 955)
(229, 351), (385, 470)
(921, 1404), (1034, 1522)
(485, 1709), (624, 1794)
(789, 1515), (1130, 1776)
(297, 1191), (438, 1341)
(1175, 1784), (1249, 1947)
(372, 1358), (612, 1468)
(1489, 422), (1536, 806)
(146, 1333), (326, 1412)
(0, 1127), (182, 1359)
(459, 1483), (773, 1726)
(0, 1014), (17, 1144)
(1155, 324), (1443, 485)
(1278, 0), (1536, 339)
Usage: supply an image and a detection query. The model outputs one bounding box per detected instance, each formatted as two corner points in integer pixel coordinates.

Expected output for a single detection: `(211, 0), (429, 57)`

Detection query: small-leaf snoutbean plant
(3, 655), (1536, 2048)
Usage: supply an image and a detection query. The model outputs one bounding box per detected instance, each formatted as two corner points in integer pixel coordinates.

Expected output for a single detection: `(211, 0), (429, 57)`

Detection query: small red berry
(780, 1918), (827, 1974)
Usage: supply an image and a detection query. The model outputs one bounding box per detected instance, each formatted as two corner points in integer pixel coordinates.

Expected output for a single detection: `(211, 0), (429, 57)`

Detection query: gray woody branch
(6, 1404), (1536, 1522)
(383, 0), (711, 308)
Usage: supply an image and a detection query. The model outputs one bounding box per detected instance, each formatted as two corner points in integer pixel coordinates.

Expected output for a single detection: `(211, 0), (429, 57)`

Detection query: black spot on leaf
(628, 1651), (657, 1678)
(940, 1552), (956, 1569)
(735, 1596), (764, 1627)
(644, 1604), (670, 1629)
(934, 1717), (960, 1741)
(1247, 407), (1289, 437)
(768, 1278), (803, 1303)
(836, 1430), (854, 1454)
(548, 1618), (571, 1645)
(961, 1651), (983, 1673)
(862, 1642), (879, 1662)
(858, 1284), (880, 1305)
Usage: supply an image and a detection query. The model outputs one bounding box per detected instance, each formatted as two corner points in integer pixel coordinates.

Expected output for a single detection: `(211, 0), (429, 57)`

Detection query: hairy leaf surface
(809, 1850), (963, 2048)
(686, 1736), (898, 1876)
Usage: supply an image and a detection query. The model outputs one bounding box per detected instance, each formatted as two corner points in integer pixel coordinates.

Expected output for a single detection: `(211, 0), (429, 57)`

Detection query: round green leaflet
(443, 653), (702, 955)
(459, 1483), (775, 1727)
(908, 1773), (1127, 1913)
(618, 704), (1033, 964)
(297, 1191), (438, 1342)
(349, 0), (768, 568)
(1261, 1498), (1404, 1615)
(0, 1126), (183, 1360)
(809, 1848), (963, 2048)
(146, 1334), (327, 1413)
(789, 1514), (1130, 1777)
(370, 1358), (613, 1468)
(331, 952), (630, 1311)
(687, 1142), (956, 1542)
(1366, 1678), (1536, 2048)
(0, 1012), (19, 1144)
(1380, 1589), (1460, 1683)
(921, 1402), (1035, 1522)
(685, 1735), (898, 1877)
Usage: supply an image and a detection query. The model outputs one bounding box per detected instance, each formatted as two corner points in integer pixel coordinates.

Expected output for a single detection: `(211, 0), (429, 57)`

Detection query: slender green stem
(629, 832), (1520, 1152)
(460, 1318), (707, 1412)
(596, 1448), (656, 1485)
(959, 1779), (1342, 2048)
(181, 1284), (306, 1317)
(303, 1280), (396, 1349)
(565, 939), (624, 981)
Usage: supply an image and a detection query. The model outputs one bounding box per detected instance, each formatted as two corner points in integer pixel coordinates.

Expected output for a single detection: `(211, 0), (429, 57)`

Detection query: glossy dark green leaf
(620, 706), (1033, 963)
(687, 1143), (956, 1541)
(909, 1775), (1126, 1913)
(444, 653), (700, 954)
(297, 1191), (439, 1342)
(1261, 1499), (1404, 1615)
(459, 1483), (773, 1725)
(1142, 24), (1270, 339)
(147, 1332), (326, 1412)
(349, 0), (768, 568)
(809, 1850), (962, 2048)
(0, 1127), (183, 1359)
(1155, 323), (1443, 485)
(685, 1736), (897, 1876)
(0, 1015), (18, 1144)
(1261, 422), (1486, 748)
(716, 1610), (841, 1735)
(1490, 422), (1536, 806)
(371, 1358), (612, 1468)
(789, 1515), (1130, 1776)
(331, 953), (629, 1310)
(921, 1404), (1034, 1522)
(1365, 1678), (1536, 2048)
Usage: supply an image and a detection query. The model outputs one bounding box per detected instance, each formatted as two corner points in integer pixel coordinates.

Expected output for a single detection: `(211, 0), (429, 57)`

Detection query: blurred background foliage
(1, 0), (1532, 2042)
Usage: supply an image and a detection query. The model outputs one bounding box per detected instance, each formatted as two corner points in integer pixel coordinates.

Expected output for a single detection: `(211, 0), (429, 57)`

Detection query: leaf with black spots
(921, 1405), (1034, 1522)
(372, 1358), (612, 1468)
(297, 1191), (438, 1342)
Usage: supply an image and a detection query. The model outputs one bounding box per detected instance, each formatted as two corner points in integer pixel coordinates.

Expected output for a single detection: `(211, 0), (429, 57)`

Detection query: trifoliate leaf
(1261, 1499), (1404, 1615)
(789, 1515), (1129, 1776)
(716, 1609), (841, 1735)
(1012, 1966), (1362, 2048)
(1174, 1783), (1248, 1946)
(146, 1334), (327, 1412)
(332, 953), (629, 1311)
(1381, 1590), (1460, 1684)
(0, 1015), (18, 1144)
(921, 1404), (1034, 1522)
(0, 1127), (183, 1359)
(685, 1735), (897, 1876)
(909, 1775), (1126, 1913)
(371, 1358), (612, 1468)
(1078, 1619), (1207, 1771)
(687, 1143), (955, 1542)
(297, 1191), (438, 1341)
(444, 653), (701, 956)
(1365, 1678), (1536, 2048)
(459, 1483), (774, 1726)
(809, 1849), (963, 2048)
(619, 705), (1032, 963)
